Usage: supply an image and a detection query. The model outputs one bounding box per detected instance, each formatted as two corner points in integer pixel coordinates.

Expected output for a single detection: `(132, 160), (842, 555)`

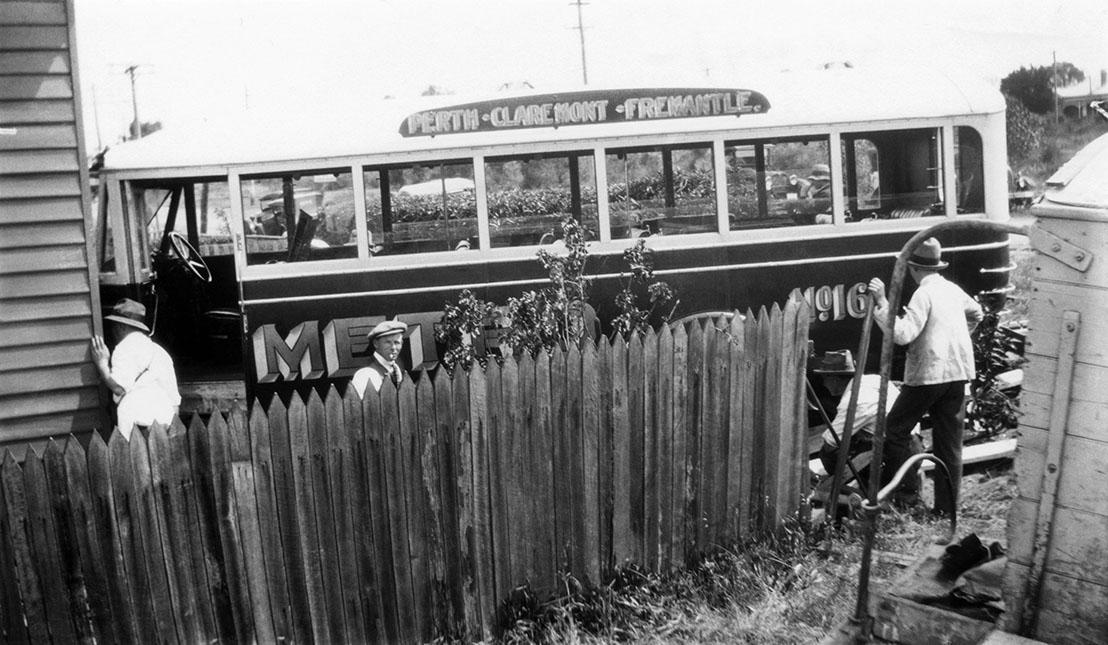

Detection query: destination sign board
(399, 87), (770, 137)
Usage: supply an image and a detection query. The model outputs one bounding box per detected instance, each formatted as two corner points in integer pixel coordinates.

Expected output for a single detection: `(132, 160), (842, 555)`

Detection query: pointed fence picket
(0, 294), (809, 644)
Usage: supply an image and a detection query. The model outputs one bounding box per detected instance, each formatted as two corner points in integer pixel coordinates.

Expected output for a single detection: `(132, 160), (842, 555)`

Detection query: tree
(1001, 63), (1085, 114)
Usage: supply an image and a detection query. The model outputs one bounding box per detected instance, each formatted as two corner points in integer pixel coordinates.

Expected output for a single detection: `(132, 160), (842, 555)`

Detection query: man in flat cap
(91, 298), (181, 440)
(351, 320), (408, 396)
(867, 237), (983, 517)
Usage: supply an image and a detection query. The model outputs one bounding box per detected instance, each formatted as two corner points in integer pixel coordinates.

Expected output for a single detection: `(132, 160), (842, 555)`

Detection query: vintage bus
(93, 66), (1012, 410)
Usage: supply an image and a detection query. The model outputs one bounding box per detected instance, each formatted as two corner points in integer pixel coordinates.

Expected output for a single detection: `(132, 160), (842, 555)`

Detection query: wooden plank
(181, 417), (230, 643)
(0, 450), (30, 643)
(0, 149), (79, 175)
(610, 336), (632, 567)
(467, 366), (495, 640)
(1013, 429), (1108, 517)
(1002, 561), (1108, 643)
(1031, 218), (1108, 287)
(107, 432), (159, 640)
(304, 390), (347, 643)
(0, 388), (100, 423)
(596, 342), (614, 578)
(229, 406), (277, 645)
(432, 369), (461, 634)
(0, 98), (74, 123)
(0, 75), (70, 101)
(564, 344), (586, 578)
(0, 294), (90, 323)
(155, 421), (209, 643)
(549, 348), (572, 571)
(668, 324), (688, 568)
(321, 388), (362, 643)
(532, 351), (556, 595)
(515, 353), (538, 588)
(0, 3), (68, 25)
(450, 368), (480, 638)
(0, 122), (74, 148)
(791, 294), (811, 523)
(0, 50), (69, 74)
(705, 317), (731, 548)
(247, 404), (292, 642)
(683, 321), (705, 557)
(200, 413), (254, 643)
(0, 243), (88, 274)
(0, 174), (81, 199)
(725, 313), (747, 542)
(23, 445), (76, 644)
(362, 385), (401, 642)
(484, 359), (510, 616)
(776, 296), (800, 526)
(86, 440), (134, 645)
(0, 362), (96, 394)
(654, 326), (675, 571)
(1007, 498), (1108, 587)
(581, 342), (601, 585)
(0, 270), (88, 300)
(342, 386), (382, 642)
(641, 330), (660, 571)
(0, 26), (68, 49)
(626, 333), (645, 564)
(1021, 390), (1107, 443)
(745, 309), (765, 535)
(287, 395), (330, 642)
(381, 380), (418, 641)
(760, 304), (784, 528)
(415, 374), (449, 638)
(399, 377), (433, 643)
(0, 196), (82, 224)
(501, 357), (529, 595)
(1027, 281), (1108, 367)
(1, 451), (49, 642)
(44, 440), (95, 641)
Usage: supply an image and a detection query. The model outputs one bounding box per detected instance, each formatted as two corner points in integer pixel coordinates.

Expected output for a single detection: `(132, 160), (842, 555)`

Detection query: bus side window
(606, 143), (716, 238)
(955, 126), (985, 213)
(844, 128), (945, 222)
(726, 137), (832, 229)
(96, 182), (115, 272)
(483, 152), (598, 247)
(240, 169), (357, 264)
(363, 160), (478, 255)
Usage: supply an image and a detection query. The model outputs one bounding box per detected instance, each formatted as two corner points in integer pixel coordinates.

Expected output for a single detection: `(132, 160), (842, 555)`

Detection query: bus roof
(101, 65), (1004, 173)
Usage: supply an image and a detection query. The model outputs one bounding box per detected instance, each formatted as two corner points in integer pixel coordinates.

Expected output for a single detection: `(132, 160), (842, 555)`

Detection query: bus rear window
(363, 160), (478, 255)
(606, 143), (716, 238)
(240, 169), (357, 264)
(484, 151), (598, 247)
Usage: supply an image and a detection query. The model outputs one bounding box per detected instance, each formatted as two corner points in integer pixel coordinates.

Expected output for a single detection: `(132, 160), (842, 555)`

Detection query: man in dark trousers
(867, 237), (983, 516)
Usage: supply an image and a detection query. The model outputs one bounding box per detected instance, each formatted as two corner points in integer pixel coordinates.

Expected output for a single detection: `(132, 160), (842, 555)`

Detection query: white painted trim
(594, 146), (611, 242)
(713, 138), (728, 233)
(350, 164), (371, 261)
(829, 130), (845, 225)
(474, 155), (490, 249)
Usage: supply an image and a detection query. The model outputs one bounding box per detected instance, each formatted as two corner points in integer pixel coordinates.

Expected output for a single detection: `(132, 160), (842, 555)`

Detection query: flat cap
(367, 320), (407, 342)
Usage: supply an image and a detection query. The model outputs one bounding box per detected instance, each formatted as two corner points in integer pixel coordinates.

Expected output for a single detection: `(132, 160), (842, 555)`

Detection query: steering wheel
(167, 231), (212, 282)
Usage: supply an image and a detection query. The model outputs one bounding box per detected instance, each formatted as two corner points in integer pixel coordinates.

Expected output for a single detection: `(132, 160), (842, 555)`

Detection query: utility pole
(571, 0), (589, 85)
(1052, 51), (1059, 124)
(124, 64), (141, 139)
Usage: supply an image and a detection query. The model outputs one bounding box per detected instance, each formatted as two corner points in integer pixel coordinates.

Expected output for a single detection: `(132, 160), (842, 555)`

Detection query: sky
(73, 0), (1108, 151)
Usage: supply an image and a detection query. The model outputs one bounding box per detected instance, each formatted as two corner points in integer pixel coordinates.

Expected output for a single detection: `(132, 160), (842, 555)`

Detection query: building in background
(0, 0), (107, 451)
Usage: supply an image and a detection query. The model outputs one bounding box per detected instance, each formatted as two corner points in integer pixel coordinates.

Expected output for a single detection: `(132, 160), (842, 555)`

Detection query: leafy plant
(435, 216), (675, 371)
(967, 297), (1027, 441)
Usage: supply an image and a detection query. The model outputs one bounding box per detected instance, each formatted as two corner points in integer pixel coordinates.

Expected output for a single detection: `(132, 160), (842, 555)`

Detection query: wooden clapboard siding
(0, 0), (104, 445)
(0, 300), (812, 643)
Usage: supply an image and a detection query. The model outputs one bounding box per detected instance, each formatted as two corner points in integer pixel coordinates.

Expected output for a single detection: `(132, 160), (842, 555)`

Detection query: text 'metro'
(399, 88), (770, 137)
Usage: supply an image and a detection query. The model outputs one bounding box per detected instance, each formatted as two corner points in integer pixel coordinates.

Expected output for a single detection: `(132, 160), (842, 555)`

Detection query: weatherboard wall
(0, 0), (106, 445)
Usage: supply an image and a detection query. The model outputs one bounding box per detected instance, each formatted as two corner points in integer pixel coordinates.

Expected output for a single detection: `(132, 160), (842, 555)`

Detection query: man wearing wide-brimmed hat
(867, 237), (983, 517)
(811, 349), (919, 489)
(351, 320), (408, 396)
(90, 298), (181, 440)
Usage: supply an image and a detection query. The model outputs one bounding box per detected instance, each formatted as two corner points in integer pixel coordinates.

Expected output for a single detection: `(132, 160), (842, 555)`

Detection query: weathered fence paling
(0, 295), (810, 644)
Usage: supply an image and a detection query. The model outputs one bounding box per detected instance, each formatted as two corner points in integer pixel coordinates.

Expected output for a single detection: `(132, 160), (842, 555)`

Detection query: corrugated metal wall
(0, 0), (106, 447)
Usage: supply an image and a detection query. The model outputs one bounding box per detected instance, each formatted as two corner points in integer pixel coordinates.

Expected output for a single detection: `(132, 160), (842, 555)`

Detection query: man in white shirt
(91, 298), (181, 440)
(868, 238), (983, 516)
(813, 350), (921, 486)
(351, 320), (408, 396)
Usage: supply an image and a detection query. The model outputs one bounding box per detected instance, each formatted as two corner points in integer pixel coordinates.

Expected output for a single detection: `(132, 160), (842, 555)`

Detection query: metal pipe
(851, 219), (1030, 637)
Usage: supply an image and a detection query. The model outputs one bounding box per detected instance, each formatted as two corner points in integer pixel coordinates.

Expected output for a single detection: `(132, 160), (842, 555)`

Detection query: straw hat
(907, 237), (948, 271)
(103, 298), (150, 333)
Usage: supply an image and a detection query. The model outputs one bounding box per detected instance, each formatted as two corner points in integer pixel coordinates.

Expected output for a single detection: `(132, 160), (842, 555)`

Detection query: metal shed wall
(0, 0), (106, 447)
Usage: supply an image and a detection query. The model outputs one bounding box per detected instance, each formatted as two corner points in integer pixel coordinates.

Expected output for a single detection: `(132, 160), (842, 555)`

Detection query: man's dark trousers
(883, 381), (967, 515)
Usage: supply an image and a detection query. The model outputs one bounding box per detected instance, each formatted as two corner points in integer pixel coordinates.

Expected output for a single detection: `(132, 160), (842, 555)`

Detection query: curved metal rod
(859, 453), (958, 540)
(852, 219), (1030, 632)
